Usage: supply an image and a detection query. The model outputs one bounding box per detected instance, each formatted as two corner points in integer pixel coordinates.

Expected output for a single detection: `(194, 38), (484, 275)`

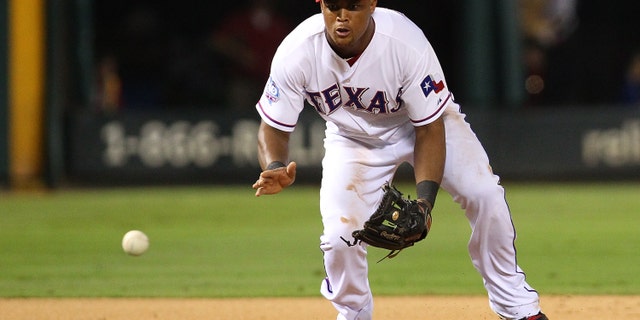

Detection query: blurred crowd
(519, 0), (640, 108)
(92, 0), (640, 114)
(93, 0), (298, 114)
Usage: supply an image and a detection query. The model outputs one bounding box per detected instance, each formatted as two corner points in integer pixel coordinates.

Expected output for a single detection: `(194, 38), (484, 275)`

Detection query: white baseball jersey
(256, 8), (454, 145)
(256, 7), (542, 320)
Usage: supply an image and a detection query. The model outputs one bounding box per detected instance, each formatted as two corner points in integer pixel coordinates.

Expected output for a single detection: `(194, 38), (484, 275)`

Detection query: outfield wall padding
(66, 107), (640, 185)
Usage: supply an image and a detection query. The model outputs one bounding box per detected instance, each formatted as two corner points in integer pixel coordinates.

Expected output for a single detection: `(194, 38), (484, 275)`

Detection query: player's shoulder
(373, 8), (429, 51)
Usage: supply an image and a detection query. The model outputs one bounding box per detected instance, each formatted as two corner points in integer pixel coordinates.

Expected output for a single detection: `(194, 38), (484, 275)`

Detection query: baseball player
(252, 1), (548, 319)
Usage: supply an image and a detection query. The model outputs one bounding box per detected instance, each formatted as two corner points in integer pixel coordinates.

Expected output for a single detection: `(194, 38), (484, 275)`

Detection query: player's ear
(369, 0), (377, 13)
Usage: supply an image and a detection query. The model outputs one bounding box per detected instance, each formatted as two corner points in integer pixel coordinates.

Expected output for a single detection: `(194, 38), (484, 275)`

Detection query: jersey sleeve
(255, 45), (309, 133)
(402, 41), (452, 127)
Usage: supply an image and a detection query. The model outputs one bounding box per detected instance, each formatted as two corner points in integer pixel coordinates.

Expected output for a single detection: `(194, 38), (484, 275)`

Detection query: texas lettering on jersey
(306, 84), (404, 116)
(304, 73), (445, 116)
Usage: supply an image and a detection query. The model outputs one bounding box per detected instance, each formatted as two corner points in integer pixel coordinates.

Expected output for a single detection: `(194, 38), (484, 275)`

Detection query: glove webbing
(369, 184), (403, 224)
(378, 187), (410, 262)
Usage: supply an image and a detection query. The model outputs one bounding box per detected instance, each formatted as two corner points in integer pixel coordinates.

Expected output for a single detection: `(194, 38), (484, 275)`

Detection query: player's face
(320, 0), (376, 58)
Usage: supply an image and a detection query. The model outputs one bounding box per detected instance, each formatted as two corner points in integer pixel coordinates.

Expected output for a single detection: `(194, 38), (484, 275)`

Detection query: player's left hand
(253, 162), (297, 197)
(352, 182), (432, 259)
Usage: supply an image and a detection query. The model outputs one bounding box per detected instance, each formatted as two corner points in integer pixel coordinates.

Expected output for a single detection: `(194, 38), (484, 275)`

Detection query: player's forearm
(257, 120), (291, 170)
(413, 117), (445, 183)
(413, 117), (445, 206)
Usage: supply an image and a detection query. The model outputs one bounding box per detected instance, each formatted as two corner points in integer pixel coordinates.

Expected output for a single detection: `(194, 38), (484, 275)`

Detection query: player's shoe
(519, 312), (548, 320)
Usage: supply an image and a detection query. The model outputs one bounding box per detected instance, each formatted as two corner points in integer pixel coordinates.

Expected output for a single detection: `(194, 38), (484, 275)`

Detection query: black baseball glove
(352, 182), (432, 260)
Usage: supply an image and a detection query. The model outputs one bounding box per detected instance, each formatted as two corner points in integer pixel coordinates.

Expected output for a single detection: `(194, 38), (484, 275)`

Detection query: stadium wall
(65, 107), (640, 186)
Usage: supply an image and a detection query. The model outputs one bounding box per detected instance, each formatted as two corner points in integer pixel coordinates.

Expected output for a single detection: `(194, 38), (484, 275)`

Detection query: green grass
(0, 182), (638, 298)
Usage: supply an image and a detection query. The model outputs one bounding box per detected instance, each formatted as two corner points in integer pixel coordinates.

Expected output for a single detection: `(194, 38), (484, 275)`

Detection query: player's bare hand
(253, 162), (297, 197)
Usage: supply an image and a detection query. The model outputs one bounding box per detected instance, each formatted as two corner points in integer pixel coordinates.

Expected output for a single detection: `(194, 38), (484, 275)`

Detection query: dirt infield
(1, 295), (638, 319)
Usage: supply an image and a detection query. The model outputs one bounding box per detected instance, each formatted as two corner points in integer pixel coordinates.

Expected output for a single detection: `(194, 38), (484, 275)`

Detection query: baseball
(122, 230), (149, 256)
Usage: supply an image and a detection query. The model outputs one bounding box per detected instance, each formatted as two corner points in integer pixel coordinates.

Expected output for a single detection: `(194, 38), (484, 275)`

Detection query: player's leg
(437, 105), (542, 319)
(319, 133), (400, 320)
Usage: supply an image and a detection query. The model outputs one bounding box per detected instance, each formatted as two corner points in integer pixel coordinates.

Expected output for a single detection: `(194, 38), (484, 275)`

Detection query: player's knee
(452, 182), (506, 211)
(320, 230), (361, 253)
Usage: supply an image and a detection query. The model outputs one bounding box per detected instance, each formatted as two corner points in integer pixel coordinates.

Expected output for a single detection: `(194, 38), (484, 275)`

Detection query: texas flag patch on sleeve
(421, 74), (445, 98)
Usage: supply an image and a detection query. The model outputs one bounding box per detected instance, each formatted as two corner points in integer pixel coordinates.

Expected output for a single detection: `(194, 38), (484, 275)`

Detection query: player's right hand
(252, 161), (297, 197)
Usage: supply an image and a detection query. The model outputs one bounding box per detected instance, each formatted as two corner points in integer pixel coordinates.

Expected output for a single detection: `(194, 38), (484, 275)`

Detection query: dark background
(91, 0), (640, 112)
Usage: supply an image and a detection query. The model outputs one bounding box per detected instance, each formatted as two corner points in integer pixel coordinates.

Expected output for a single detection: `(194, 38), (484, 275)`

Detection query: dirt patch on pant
(1, 295), (637, 319)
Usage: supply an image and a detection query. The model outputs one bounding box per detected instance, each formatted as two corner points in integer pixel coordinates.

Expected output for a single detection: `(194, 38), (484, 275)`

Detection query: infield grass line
(0, 182), (638, 297)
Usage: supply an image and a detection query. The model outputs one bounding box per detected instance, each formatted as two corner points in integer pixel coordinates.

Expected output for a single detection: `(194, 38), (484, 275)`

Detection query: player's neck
(328, 17), (375, 60)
